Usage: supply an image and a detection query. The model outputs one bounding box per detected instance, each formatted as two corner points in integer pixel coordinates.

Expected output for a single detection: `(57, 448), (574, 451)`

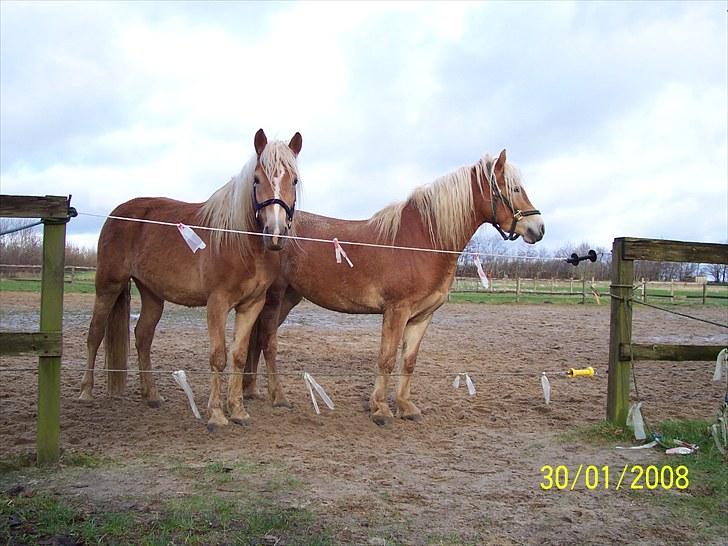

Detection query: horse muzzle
(521, 215), (545, 244)
(262, 225), (288, 251)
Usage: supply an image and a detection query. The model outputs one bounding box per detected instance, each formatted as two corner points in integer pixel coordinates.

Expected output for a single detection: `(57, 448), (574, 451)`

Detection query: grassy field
(0, 270), (97, 295)
(1, 455), (332, 545)
(2, 272), (726, 307)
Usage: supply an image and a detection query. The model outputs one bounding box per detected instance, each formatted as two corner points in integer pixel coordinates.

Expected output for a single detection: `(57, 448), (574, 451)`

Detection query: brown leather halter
(486, 164), (541, 241)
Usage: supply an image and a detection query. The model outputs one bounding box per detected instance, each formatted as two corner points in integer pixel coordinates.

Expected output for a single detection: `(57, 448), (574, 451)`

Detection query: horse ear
(254, 129), (268, 156)
(496, 149), (507, 171)
(289, 132), (302, 156)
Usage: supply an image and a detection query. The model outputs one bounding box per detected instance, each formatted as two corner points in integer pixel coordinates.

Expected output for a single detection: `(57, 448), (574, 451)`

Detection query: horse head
(252, 128), (302, 250)
(487, 149), (544, 244)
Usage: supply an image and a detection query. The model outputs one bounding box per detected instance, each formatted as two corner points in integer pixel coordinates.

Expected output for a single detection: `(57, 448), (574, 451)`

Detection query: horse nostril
(540, 224), (545, 236)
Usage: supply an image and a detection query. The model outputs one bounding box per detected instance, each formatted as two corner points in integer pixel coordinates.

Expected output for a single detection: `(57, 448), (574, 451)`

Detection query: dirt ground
(1, 292), (727, 544)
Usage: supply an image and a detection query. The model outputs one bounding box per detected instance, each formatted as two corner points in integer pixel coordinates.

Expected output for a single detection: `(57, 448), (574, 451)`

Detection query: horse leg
(228, 298), (266, 424)
(370, 308), (409, 426)
(206, 295), (230, 431)
(396, 315), (433, 421)
(79, 286), (125, 401)
(242, 320), (264, 400)
(134, 281), (165, 408)
(262, 285), (302, 407)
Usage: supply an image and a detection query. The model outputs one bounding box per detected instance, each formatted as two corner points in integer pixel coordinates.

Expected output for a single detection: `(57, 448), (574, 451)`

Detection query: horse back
(282, 211), (455, 314)
(96, 197), (271, 307)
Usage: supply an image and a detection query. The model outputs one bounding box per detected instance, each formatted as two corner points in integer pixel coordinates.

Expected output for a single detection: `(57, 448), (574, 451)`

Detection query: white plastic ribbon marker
(333, 238), (354, 267)
(302, 372), (334, 415)
(474, 252), (489, 289)
(452, 373), (476, 396)
(465, 373), (476, 396)
(616, 440), (658, 450)
(172, 370), (201, 419)
(177, 223), (207, 253)
(541, 372), (551, 405)
(713, 348), (727, 382)
(626, 402), (646, 440)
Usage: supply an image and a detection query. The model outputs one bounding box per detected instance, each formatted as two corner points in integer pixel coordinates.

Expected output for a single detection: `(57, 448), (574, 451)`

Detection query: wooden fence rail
(0, 194), (74, 465)
(448, 276), (726, 305)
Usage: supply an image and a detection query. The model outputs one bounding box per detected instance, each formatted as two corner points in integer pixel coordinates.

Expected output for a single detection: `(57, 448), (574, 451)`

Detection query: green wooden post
(607, 238), (634, 426)
(37, 219), (66, 465)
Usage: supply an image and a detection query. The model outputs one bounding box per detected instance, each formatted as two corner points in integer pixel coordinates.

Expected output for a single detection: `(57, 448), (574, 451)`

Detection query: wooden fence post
(607, 238), (634, 426)
(37, 219), (67, 465)
(702, 282), (707, 305)
(670, 279), (674, 302)
(581, 277), (586, 304)
(569, 278), (574, 294)
(516, 276), (521, 302)
(641, 278), (646, 302)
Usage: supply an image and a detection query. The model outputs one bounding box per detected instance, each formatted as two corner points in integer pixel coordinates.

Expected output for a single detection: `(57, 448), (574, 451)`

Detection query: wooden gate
(606, 237), (728, 425)
(0, 195), (74, 464)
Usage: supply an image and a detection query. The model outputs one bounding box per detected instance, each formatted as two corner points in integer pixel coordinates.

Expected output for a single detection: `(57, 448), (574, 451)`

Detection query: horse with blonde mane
(244, 149), (544, 425)
(79, 129), (303, 430)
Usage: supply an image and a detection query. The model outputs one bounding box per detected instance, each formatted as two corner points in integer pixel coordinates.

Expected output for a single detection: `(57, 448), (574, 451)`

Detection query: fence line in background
(2, 265), (726, 304)
(448, 275), (727, 305)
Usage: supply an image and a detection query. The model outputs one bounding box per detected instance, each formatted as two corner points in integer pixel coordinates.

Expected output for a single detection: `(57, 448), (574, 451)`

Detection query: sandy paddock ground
(1, 292), (726, 544)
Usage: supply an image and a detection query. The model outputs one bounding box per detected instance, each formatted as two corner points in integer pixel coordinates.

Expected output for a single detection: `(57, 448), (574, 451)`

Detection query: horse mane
(368, 154), (522, 249)
(198, 140), (300, 256)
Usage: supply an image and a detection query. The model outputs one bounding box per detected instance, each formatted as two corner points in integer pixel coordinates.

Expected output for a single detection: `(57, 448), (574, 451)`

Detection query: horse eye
(514, 187), (521, 193)
(253, 176), (260, 185)
(293, 178), (299, 185)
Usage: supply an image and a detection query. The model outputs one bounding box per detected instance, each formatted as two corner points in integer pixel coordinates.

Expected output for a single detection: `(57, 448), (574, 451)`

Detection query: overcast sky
(1, 1), (726, 253)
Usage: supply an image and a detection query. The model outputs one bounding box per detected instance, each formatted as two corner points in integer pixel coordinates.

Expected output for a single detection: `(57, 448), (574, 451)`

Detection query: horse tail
(105, 282), (130, 396)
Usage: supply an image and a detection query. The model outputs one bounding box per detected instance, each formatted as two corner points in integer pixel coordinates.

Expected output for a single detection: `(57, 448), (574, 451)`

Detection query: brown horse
(244, 149), (544, 424)
(78, 129), (303, 430)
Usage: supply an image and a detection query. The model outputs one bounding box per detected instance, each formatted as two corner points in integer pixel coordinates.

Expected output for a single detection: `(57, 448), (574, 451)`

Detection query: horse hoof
(206, 415), (229, 432)
(371, 413), (393, 427)
(78, 391), (93, 403)
(230, 415), (251, 427)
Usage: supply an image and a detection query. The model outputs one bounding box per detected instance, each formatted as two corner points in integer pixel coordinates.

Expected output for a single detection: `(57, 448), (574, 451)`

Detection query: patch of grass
(1, 490), (332, 545)
(559, 420), (632, 445)
(61, 452), (105, 469)
(0, 451), (106, 474)
(0, 452), (35, 473)
(571, 419), (727, 539)
(426, 532), (476, 545)
(647, 419), (728, 538)
(0, 277), (96, 294)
